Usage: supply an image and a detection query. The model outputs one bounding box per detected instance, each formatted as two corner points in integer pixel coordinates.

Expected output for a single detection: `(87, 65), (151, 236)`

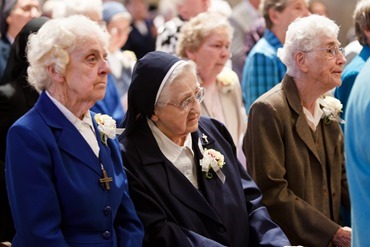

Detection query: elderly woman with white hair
(5, 15), (144, 246)
(243, 14), (351, 247)
(59, 0), (125, 124)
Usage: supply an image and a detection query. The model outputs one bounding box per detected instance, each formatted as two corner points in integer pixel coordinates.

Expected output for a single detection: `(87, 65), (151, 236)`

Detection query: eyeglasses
(157, 87), (205, 112)
(309, 46), (345, 57)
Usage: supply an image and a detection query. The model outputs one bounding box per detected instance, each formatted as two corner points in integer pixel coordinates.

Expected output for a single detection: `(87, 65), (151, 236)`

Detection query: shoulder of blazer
(121, 119), (166, 166)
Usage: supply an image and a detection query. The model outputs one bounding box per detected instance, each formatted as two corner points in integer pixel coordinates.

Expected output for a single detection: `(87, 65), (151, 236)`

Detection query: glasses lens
(330, 48), (336, 56)
(339, 47), (345, 56)
(196, 87), (205, 103)
(181, 97), (193, 111)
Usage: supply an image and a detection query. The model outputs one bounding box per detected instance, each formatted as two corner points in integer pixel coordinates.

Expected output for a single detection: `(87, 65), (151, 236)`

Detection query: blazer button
(102, 230), (111, 240)
(104, 206), (112, 215)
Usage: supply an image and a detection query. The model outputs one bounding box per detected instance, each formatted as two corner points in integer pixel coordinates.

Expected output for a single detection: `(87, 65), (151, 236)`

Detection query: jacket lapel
(283, 76), (321, 163)
(93, 115), (111, 168)
(36, 91), (101, 176)
(192, 128), (225, 224)
(321, 120), (341, 170)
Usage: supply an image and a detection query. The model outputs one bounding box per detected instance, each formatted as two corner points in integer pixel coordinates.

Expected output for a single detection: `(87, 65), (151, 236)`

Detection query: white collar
(303, 100), (323, 131)
(147, 118), (194, 163)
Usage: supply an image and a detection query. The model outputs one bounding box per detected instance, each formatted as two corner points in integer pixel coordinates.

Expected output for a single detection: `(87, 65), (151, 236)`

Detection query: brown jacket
(243, 75), (350, 247)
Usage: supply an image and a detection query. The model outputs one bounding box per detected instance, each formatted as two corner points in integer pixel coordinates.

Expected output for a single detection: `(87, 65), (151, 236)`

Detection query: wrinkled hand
(332, 227), (351, 247)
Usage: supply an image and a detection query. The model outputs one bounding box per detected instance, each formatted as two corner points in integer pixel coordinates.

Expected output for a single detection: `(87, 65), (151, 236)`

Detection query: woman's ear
(268, 8), (280, 26)
(47, 65), (64, 83)
(295, 51), (309, 73)
(185, 49), (196, 61)
(150, 112), (159, 122)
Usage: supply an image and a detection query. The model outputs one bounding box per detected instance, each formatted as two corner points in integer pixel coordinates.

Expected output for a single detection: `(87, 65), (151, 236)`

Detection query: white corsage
(94, 114), (124, 145)
(318, 96), (345, 124)
(200, 148), (226, 183)
(216, 68), (238, 94)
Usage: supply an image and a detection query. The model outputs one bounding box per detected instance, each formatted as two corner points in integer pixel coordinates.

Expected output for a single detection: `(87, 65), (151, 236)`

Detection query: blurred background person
(208, 0), (232, 17)
(103, 1), (136, 111)
(153, 0), (177, 29)
(308, 0), (329, 16)
(0, 16), (47, 246)
(228, 0), (262, 80)
(343, 27), (362, 66)
(155, 0), (210, 54)
(61, 0), (102, 21)
(335, 0), (370, 122)
(244, 15), (351, 247)
(5, 15), (144, 246)
(241, 0), (310, 112)
(119, 50), (291, 246)
(334, 0), (370, 228)
(177, 12), (247, 164)
(345, 53), (370, 247)
(41, 0), (65, 18)
(0, 0), (41, 79)
(123, 0), (157, 59)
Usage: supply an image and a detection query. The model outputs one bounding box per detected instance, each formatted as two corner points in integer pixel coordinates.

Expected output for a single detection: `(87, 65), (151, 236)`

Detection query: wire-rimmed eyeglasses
(157, 87), (205, 112)
(306, 46), (345, 57)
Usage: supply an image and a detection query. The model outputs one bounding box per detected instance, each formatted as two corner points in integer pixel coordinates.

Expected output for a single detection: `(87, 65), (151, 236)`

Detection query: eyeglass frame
(156, 87), (205, 112)
(303, 46), (345, 57)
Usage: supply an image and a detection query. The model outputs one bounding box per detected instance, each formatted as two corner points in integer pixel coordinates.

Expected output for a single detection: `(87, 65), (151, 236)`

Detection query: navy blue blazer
(120, 117), (290, 247)
(6, 91), (144, 246)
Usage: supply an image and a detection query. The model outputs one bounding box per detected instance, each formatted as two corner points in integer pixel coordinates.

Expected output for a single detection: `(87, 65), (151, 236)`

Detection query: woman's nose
(221, 46), (230, 58)
(337, 52), (347, 65)
(100, 60), (111, 75)
(191, 98), (201, 113)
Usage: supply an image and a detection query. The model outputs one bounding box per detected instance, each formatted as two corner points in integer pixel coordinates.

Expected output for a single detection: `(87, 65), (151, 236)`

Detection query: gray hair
(176, 11), (233, 58)
(353, 0), (370, 46)
(156, 60), (198, 105)
(27, 15), (110, 92)
(277, 14), (339, 76)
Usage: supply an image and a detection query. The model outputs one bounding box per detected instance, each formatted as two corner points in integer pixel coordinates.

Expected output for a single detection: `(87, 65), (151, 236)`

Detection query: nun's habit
(119, 51), (291, 246)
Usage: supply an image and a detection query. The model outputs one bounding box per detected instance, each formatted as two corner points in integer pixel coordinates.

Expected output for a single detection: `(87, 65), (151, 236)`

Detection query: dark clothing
(0, 17), (48, 242)
(0, 36), (11, 79)
(120, 116), (291, 246)
(122, 19), (156, 59)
